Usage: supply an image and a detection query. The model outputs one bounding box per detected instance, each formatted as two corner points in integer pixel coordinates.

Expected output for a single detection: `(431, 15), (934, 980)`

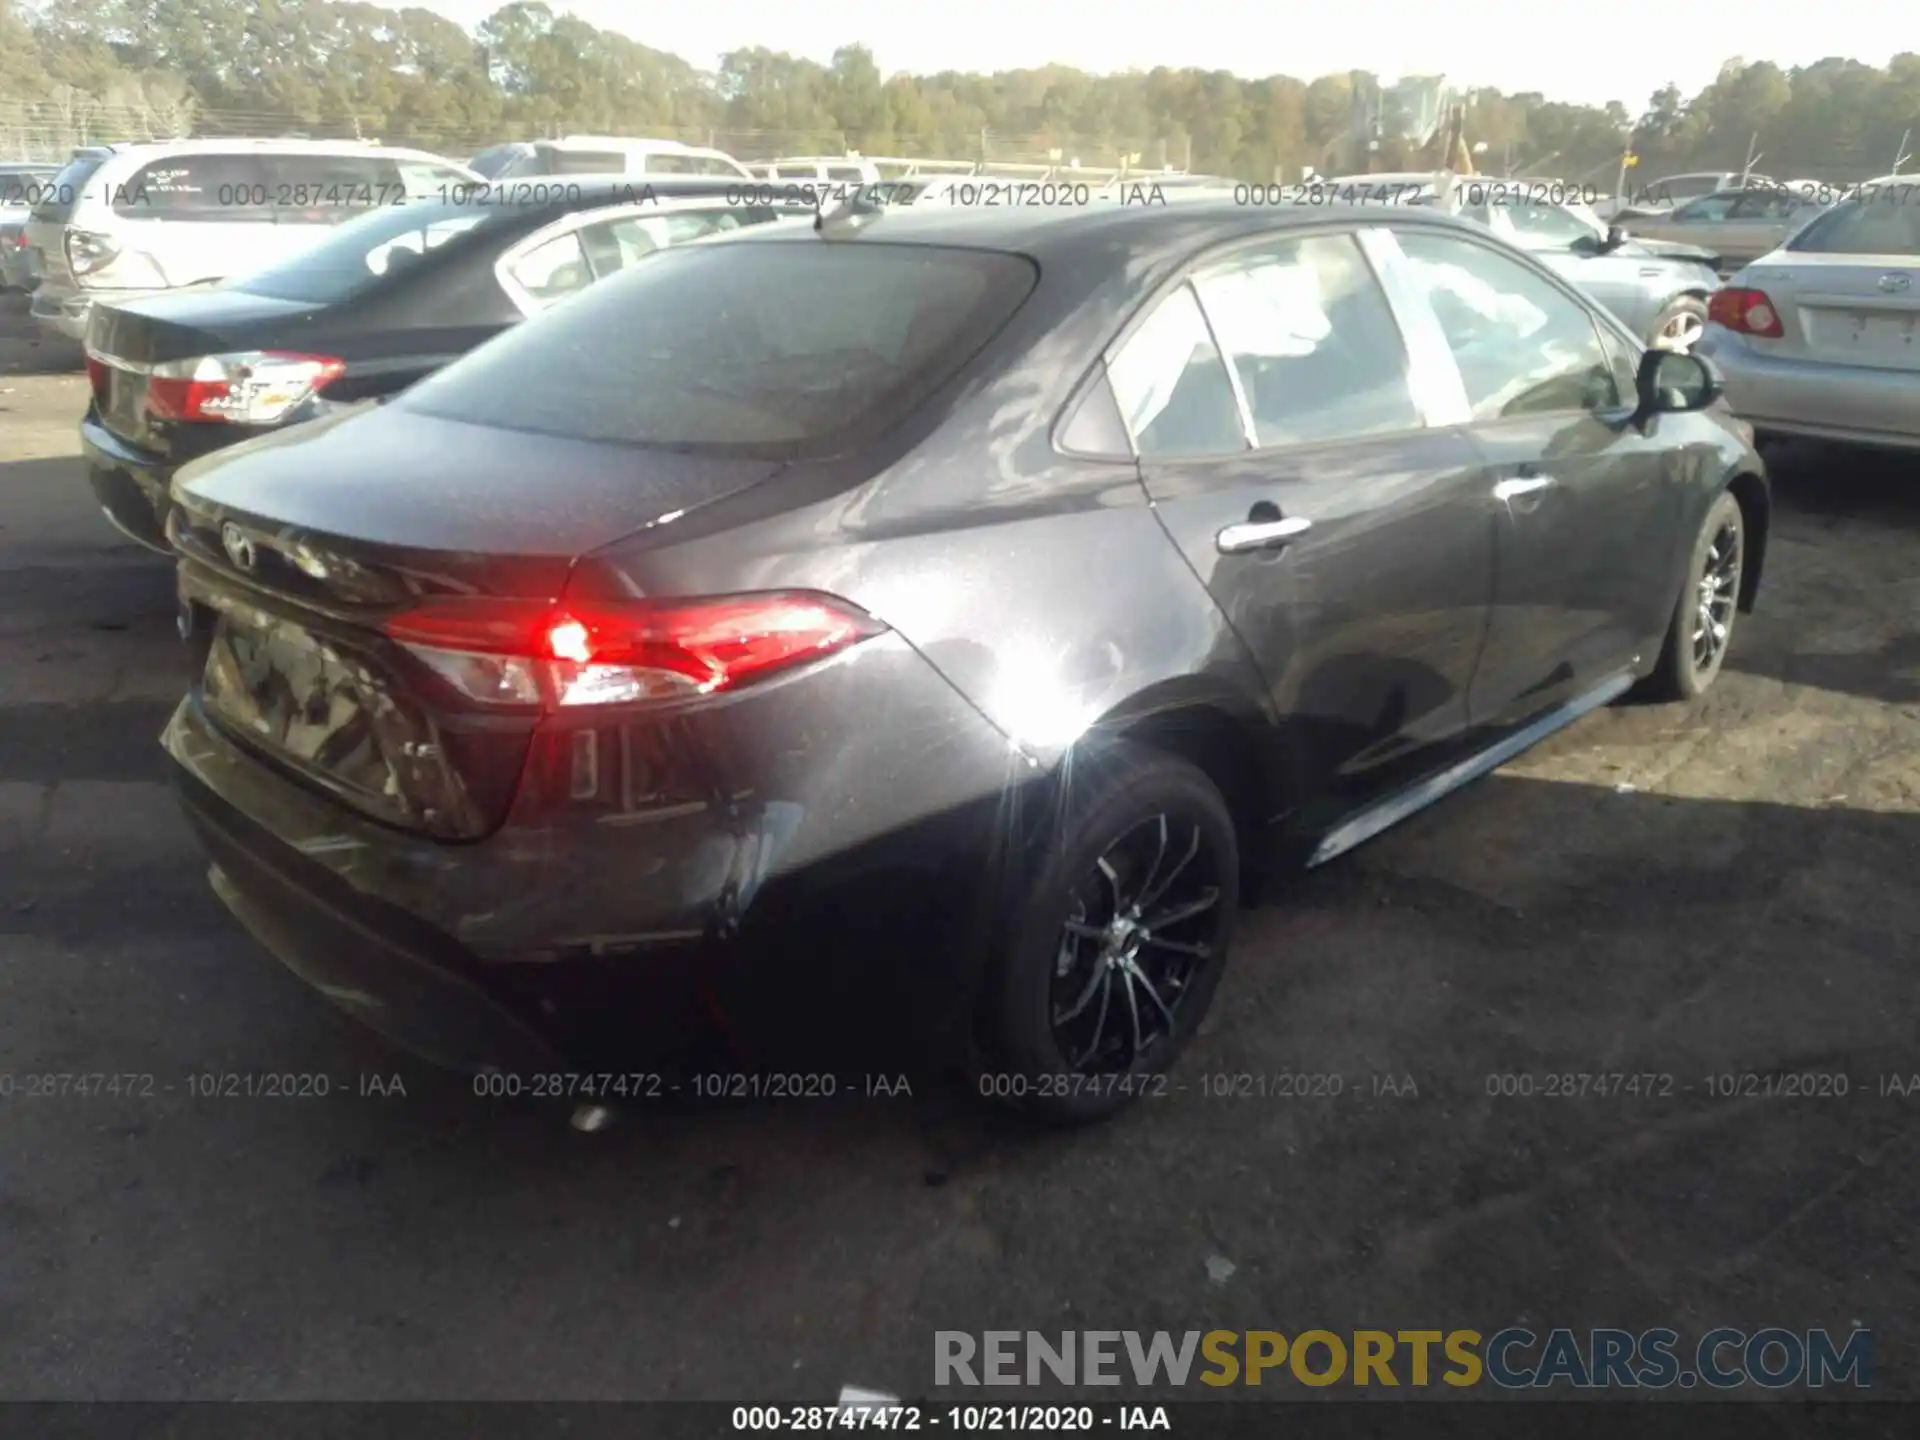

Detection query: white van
(488, 137), (754, 181)
(26, 139), (478, 341)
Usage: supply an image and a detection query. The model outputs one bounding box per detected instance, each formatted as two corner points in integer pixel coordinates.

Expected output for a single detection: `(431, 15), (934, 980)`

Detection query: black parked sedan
(82, 177), (811, 551)
(161, 199), (1768, 1124)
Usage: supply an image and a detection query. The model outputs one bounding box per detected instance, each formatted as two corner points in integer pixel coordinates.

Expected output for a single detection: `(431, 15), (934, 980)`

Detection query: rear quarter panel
(581, 250), (1278, 825)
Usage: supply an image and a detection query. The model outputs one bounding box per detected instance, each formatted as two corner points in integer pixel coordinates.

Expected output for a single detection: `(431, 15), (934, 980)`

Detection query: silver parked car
(1596, 170), (1776, 220)
(1618, 186), (1832, 272)
(0, 163), (61, 291)
(1695, 179), (1920, 453)
(1321, 174), (1724, 350)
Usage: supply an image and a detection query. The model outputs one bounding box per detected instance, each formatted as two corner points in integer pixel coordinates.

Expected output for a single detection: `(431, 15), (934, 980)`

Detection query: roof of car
(736, 196), (1490, 262)
(93, 138), (459, 159)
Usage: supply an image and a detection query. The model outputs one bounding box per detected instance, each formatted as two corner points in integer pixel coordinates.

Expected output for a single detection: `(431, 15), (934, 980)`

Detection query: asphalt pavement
(0, 292), (1915, 1402)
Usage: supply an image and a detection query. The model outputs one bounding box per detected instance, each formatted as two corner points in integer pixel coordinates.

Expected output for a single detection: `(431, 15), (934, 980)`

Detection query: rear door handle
(1216, 516), (1312, 554)
(1492, 476), (1553, 501)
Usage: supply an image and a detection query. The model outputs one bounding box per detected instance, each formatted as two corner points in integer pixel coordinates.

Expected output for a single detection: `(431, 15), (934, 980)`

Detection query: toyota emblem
(1878, 272), (1912, 293)
(220, 522), (257, 571)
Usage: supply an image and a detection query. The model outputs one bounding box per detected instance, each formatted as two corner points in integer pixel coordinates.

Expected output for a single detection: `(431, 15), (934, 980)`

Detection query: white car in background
(25, 139), (478, 341)
(1696, 178), (1920, 452)
(478, 136), (754, 181)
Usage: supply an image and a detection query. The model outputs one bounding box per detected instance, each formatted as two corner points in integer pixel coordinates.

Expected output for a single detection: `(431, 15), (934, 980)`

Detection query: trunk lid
(88, 288), (321, 447)
(172, 404), (784, 839)
(1738, 253), (1920, 372)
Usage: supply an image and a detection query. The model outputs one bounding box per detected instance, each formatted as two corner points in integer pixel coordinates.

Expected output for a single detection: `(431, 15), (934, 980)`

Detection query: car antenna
(816, 185), (885, 238)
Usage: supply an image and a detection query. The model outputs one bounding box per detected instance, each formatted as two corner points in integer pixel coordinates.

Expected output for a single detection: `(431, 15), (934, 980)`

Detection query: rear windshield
(468, 145), (529, 179)
(229, 197), (509, 302)
(1787, 193), (1920, 256)
(401, 240), (1040, 458)
(30, 153), (108, 222)
(108, 152), (470, 224)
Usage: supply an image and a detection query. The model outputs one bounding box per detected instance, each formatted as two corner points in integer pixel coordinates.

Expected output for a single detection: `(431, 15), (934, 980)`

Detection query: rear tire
(976, 745), (1239, 1126)
(1642, 489), (1745, 701)
(1646, 296), (1708, 353)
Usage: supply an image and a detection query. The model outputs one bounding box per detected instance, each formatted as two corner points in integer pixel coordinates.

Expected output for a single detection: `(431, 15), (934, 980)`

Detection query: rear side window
(647, 154), (745, 176)
(1657, 176), (1720, 203)
(1788, 195), (1920, 256)
(112, 154), (274, 222)
(30, 154), (109, 221)
(1191, 234), (1420, 447)
(1106, 284), (1247, 459)
(402, 240), (1038, 458)
(265, 154), (408, 224)
(1672, 193), (1739, 223)
(230, 198), (499, 302)
(543, 150), (629, 176)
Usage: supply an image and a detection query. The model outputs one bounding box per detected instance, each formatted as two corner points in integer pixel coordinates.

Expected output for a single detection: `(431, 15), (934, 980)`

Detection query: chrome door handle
(1492, 476), (1553, 501)
(1216, 515), (1312, 554)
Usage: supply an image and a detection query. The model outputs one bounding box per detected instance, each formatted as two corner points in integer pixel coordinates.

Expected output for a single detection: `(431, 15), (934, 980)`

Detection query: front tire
(1643, 489), (1744, 700)
(978, 746), (1239, 1126)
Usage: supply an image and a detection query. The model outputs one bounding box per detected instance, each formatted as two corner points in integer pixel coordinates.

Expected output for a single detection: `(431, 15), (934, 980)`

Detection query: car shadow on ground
(3, 769), (1913, 1399)
(0, 291), (84, 375)
(1762, 439), (1920, 531)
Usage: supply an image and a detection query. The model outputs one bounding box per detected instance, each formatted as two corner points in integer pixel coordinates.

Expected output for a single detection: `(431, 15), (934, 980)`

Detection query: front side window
(1105, 283), (1247, 459)
(1672, 193), (1739, 223)
(1190, 232), (1420, 447)
(1394, 230), (1620, 421)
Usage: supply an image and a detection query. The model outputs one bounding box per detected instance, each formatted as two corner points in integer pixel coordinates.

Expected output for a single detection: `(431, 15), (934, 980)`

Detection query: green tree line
(3, 0), (1916, 184)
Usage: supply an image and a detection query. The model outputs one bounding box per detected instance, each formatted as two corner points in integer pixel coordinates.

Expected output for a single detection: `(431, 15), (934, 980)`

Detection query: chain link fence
(0, 99), (1180, 176)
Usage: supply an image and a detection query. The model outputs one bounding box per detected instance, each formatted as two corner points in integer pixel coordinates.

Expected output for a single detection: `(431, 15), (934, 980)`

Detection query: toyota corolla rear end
(162, 229), (1043, 1076)
(1698, 192), (1920, 452)
(84, 292), (349, 550)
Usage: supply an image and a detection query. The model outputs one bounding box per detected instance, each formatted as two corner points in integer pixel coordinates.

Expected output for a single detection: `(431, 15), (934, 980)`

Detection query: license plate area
(103, 366), (144, 435)
(200, 599), (432, 831)
(1805, 307), (1920, 367)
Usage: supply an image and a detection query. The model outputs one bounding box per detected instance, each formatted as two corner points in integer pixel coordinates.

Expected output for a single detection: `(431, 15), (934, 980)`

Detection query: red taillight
(145, 351), (345, 425)
(1708, 287), (1784, 338)
(84, 353), (107, 401)
(382, 592), (887, 709)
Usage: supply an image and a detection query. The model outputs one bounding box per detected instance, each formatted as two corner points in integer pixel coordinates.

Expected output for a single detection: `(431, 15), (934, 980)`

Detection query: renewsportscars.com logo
(934, 1328), (1873, 1390)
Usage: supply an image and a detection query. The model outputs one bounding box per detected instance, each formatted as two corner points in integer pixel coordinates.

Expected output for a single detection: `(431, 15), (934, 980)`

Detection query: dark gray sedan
(160, 198), (1769, 1124)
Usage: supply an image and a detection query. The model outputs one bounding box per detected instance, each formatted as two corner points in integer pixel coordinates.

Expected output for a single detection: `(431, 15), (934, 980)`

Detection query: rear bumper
(82, 414), (175, 553)
(1699, 327), (1920, 453)
(162, 627), (1024, 1072)
(29, 282), (92, 340)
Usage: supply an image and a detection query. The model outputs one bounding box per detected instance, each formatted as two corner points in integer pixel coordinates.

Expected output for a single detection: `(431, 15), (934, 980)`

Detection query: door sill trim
(1305, 669), (1636, 869)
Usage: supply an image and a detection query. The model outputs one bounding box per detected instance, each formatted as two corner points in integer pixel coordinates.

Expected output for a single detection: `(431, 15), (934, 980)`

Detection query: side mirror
(1604, 223), (1627, 251)
(1634, 348), (1723, 423)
